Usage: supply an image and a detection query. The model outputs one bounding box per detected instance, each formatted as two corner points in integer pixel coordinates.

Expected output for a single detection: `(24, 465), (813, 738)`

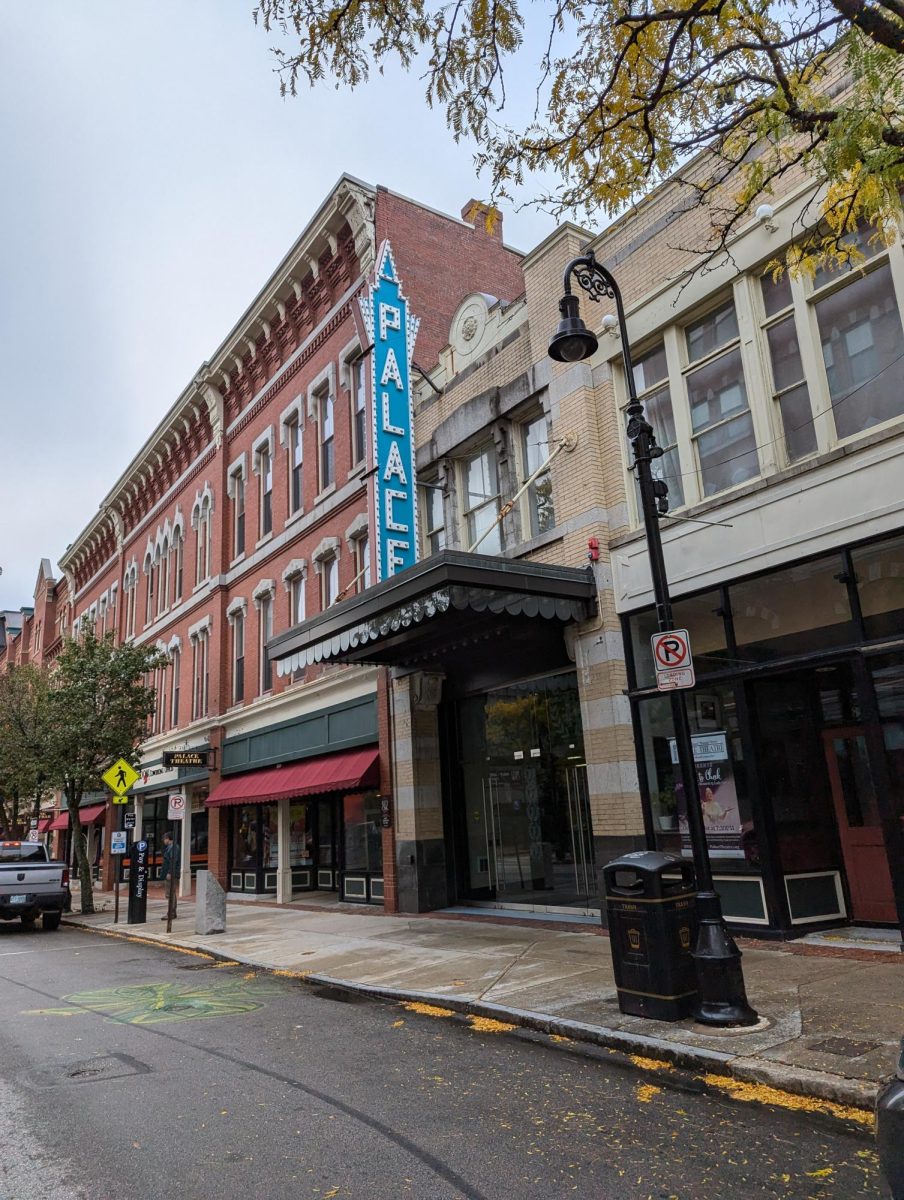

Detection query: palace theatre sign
(360, 241), (420, 581)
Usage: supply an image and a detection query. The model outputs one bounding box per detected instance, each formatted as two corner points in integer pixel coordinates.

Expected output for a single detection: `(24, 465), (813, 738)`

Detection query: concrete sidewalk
(64, 891), (903, 1111)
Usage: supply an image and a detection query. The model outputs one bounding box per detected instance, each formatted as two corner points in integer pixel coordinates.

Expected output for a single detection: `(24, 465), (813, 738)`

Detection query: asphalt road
(0, 922), (880, 1200)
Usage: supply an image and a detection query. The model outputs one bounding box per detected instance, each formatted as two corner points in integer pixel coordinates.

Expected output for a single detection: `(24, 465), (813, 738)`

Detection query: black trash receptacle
(603, 851), (698, 1022)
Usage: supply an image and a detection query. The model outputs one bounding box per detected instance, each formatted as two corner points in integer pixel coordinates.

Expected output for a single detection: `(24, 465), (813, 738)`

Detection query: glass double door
(458, 672), (597, 909)
(229, 798), (339, 894)
(472, 761), (595, 906)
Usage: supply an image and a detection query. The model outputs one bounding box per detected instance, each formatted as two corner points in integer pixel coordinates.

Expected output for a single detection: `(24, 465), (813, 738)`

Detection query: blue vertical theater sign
(360, 241), (420, 582)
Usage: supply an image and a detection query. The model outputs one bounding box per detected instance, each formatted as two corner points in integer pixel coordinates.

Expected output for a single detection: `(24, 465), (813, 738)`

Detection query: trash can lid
(603, 850), (684, 875)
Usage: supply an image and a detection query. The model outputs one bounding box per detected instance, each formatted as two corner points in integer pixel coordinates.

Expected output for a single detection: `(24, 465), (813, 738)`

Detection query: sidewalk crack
(476, 939), (538, 1001)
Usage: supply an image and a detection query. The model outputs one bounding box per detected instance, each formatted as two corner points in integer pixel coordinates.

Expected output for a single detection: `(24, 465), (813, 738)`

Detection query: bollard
(877, 1037), (904, 1200)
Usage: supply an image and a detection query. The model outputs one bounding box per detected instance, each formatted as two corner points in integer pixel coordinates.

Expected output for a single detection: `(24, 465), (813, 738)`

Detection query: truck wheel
(42, 911), (62, 931)
(21, 914), (36, 930)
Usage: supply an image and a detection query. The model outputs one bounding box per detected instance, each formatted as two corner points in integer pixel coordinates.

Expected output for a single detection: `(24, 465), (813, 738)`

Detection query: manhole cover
(809, 1036), (880, 1058)
(22, 1053), (151, 1089)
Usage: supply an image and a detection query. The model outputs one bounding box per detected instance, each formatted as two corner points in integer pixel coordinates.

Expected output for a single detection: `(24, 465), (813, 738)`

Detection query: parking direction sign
(651, 628), (695, 691)
(111, 831), (128, 855)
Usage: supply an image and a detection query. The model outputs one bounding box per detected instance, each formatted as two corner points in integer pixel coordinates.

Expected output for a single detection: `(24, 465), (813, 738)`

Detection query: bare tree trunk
(65, 784), (94, 914)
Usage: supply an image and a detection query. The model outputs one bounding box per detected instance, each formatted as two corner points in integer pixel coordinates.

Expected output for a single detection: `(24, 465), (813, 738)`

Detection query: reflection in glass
(730, 557), (853, 662)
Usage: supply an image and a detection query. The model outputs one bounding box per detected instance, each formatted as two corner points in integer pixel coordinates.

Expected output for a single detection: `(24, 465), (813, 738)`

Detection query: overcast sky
(0, 1), (561, 609)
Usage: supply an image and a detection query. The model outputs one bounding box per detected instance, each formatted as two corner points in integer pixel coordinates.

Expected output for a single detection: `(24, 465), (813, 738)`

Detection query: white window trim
(188, 614), (213, 640)
(167, 634), (182, 653)
(344, 512), (369, 552)
(338, 337), (363, 391)
(306, 363), (335, 424)
(278, 396), (305, 447)
(250, 427), (275, 472)
(252, 578), (276, 608)
(312, 536), (341, 572)
(227, 452), (247, 497)
(281, 558), (308, 589)
(190, 482), (214, 526)
(226, 596), (248, 619)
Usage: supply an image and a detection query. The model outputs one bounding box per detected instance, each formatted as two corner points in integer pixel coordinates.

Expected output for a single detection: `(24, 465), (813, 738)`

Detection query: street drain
(311, 985), (367, 1004)
(22, 1053), (151, 1090)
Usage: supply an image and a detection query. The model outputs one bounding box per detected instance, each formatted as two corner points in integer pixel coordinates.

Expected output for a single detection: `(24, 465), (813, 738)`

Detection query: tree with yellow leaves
(254, 0), (904, 272)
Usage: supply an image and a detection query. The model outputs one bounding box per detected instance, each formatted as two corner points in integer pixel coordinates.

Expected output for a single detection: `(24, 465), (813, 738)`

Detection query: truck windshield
(0, 843), (48, 863)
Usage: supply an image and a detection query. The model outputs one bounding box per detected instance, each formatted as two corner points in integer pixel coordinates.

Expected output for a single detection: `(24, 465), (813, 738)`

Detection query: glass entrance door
(459, 672), (597, 908)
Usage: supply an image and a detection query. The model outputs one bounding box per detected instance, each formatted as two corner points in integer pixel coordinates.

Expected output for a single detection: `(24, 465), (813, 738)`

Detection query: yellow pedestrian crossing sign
(102, 758), (139, 802)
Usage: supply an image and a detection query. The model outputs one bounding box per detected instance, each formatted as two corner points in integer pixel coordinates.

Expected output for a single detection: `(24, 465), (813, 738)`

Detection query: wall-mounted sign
(162, 750), (209, 769)
(359, 240), (420, 582)
(380, 795), (392, 829)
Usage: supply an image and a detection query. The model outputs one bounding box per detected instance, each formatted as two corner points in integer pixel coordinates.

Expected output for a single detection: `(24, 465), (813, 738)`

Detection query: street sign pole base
(691, 891), (759, 1028)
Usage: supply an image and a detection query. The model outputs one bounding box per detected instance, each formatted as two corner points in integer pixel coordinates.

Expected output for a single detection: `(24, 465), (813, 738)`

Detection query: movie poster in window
(669, 732), (743, 857)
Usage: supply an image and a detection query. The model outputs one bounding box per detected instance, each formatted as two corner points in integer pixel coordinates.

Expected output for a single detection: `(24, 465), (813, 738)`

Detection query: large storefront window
(853, 534), (904, 641)
(343, 793), (382, 872)
(638, 684), (755, 868)
(457, 671), (595, 908)
(229, 803), (278, 893)
(730, 556), (853, 663)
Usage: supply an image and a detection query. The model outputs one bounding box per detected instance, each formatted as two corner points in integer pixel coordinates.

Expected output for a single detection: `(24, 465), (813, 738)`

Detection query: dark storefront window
(638, 684), (755, 870)
(630, 590), (728, 688)
(343, 793), (382, 872)
(870, 653), (904, 815)
(853, 535), (904, 641)
(730, 556), (853, 663)
(229, 803), (279, 893)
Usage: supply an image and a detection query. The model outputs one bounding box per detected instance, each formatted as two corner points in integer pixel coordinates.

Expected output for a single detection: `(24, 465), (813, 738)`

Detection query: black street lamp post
(550, 251), (758, 1027)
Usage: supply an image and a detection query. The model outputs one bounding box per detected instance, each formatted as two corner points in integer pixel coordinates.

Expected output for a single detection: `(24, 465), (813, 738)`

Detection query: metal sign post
(166, 794), (185, 934)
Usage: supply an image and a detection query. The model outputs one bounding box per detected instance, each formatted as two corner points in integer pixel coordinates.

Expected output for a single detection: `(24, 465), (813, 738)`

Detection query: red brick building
(4, 176), (524, 908)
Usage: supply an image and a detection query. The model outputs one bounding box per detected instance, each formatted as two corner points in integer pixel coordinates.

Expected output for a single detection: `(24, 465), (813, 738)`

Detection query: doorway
(823, 729), (897, 924)
(457, 671), (597, 909)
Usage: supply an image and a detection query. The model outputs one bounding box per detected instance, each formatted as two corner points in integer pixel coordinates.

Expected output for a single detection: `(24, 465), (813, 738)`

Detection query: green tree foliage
(0, 665), (51, 837)
(43, 630), (165, 913)
(253, 0), (904, 271)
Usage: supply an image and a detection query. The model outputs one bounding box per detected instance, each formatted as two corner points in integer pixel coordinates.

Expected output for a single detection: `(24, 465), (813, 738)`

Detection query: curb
(63, 916), (878, 1114)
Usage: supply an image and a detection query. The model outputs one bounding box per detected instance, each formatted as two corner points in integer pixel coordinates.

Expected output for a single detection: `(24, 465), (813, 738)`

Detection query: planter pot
(657, 815), (678, 832)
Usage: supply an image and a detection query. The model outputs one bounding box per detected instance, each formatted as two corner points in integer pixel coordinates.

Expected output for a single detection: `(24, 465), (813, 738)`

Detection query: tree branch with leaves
(43, 629), (166, 913)
(254, 0), (904, 272)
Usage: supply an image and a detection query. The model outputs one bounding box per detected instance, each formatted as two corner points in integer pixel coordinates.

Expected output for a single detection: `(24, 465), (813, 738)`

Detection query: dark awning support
(268, 550), (597, 673)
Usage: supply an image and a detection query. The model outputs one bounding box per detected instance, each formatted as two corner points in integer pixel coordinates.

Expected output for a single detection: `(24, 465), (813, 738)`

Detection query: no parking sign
(651, 629), (695, 691)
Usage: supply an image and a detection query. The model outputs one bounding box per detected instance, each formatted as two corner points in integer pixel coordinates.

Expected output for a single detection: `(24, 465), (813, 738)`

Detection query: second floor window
(760, 273), (816, 463)
(351, 355), (367, 465)
(684, 300), (758, 497)
(421, 482), (445, 555)
(232, 613), (245, 705)
(259, 447), (273, 537)
(631, 344), (684, 508)
(291, 574), (306, 625)
(353, 536), (371, 593)
(463, 445), (501, 554)
(813, 256), (904, 440)
(521, 414), (556, 537)
(259, 595), (273, 693)
(321, 554), (339, 609)
(319, 388), (335, 490)
(170, 648), (180, 727)
(145, 564), (155, 626)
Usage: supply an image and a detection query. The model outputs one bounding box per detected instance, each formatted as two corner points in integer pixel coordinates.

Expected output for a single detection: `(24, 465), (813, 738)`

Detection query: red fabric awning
(36, 817), (52, 833)
(206, 747), (380, 808)
(46, 803), (108, 831)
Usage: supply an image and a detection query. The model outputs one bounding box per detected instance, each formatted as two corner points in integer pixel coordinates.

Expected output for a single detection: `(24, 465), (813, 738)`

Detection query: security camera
(755, 203), (777, 232)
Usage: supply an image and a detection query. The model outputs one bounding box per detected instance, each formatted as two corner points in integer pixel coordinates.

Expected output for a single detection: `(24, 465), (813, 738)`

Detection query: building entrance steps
(64, 893), (902, 1111)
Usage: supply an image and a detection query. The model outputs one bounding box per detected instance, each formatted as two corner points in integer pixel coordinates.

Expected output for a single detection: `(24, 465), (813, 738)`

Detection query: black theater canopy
(269, 550), (597, 675)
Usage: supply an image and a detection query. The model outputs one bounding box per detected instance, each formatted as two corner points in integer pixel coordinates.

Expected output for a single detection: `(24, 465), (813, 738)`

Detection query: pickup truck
(0, 842), (70, 930)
